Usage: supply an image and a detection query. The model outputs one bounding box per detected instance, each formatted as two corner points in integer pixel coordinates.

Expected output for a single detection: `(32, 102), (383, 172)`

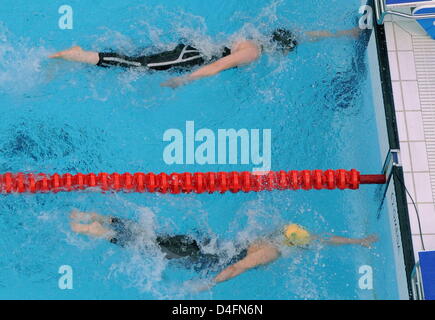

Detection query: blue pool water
(0, 0), (400, 299)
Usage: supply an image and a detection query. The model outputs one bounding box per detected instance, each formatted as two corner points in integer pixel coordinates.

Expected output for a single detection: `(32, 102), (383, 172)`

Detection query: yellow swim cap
(283, 224), (311, 246)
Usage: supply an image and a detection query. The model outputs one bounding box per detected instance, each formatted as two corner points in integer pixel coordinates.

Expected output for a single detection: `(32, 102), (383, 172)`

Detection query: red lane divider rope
(0, 170), (386, 194)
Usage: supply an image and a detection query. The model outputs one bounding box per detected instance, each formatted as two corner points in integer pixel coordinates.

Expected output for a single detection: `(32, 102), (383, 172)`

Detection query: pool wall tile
(388, 52), (400, 80)
(417, 203), (435, 234)
(422, 235), (435, 250)
(412, 235), (423, 260)
(385, 22), (397, 50)
(397, 51), (417, 80)
(394, 24), (413, 51)
(413, 172), (433, 203)
(401, 81), (421, 110)
(404, 172), (417, 202)
(396, 112), (408, 140)
(395, 21), (427, 36)
(408, 205), (421, 233)
(407, 205), (435, 238)
(392, 81), (404, 110)
(400, 142), (412, 170)
(409, 142), (429, 171)
(406, 111), (425, 141)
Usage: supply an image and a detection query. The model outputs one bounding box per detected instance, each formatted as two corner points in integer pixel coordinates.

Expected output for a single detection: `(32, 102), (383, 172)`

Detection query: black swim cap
(271, 28), (298, 52)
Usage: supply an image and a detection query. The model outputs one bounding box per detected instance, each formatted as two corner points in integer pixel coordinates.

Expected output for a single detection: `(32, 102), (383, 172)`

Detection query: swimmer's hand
(160, 76), (191, 89)
(183, 279), (215, 293)
(359, 234), (378, 248)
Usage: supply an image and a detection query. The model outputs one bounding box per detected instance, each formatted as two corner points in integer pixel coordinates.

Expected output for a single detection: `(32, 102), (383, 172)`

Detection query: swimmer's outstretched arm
(321, 234), (378, 248)
(304, 27), (361, 42)
(212, 242), (280, 285)
(161, 41), (260, 89)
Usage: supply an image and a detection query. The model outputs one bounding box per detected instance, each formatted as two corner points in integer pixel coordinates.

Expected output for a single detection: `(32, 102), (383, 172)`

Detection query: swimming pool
(0, 0), (406, 299)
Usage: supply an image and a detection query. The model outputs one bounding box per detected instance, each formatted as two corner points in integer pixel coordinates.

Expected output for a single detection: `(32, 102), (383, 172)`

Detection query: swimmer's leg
(49, 46), (146, 68)
(49, 46), (100, 64)
(70, 221), (114, 239)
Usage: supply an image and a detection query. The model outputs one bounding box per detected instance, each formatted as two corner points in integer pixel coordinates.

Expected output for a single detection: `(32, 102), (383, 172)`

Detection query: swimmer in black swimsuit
(96, 44), (231, 71)
(49, 27), (361, 88)
(69, 210), (378, 290)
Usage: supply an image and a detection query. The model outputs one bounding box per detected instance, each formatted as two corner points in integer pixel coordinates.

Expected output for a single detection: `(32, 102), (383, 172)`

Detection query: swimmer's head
(271, 28), (298, 53)
(283, 224), (311, 246)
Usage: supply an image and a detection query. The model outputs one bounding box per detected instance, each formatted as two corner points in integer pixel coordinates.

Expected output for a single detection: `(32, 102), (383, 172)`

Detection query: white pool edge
(383, 18), (435, 261)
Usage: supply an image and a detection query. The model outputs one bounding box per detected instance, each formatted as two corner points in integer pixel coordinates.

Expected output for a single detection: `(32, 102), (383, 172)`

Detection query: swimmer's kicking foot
(49, 46), (100, 64)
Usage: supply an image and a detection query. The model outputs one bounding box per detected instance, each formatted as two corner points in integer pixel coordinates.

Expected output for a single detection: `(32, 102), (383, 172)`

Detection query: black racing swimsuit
(96, 44), (232, 71)
(109, 217), (247, 271)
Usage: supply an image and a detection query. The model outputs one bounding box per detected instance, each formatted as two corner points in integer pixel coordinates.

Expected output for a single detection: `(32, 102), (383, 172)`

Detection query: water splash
(0, 23), (52, 95)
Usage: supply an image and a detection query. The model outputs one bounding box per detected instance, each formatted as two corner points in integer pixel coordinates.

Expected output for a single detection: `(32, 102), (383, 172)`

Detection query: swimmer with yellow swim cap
(69, 210), (377, 291)
(282, 224), (312, 246)
(209, 223), (377, 289)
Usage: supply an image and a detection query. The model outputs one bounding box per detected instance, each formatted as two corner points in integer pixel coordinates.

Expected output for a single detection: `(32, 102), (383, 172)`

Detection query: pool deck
(384, 16), (435, 260)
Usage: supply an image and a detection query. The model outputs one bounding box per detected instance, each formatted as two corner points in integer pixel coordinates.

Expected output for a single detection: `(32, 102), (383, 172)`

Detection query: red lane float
(0, 170), (386, 194)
